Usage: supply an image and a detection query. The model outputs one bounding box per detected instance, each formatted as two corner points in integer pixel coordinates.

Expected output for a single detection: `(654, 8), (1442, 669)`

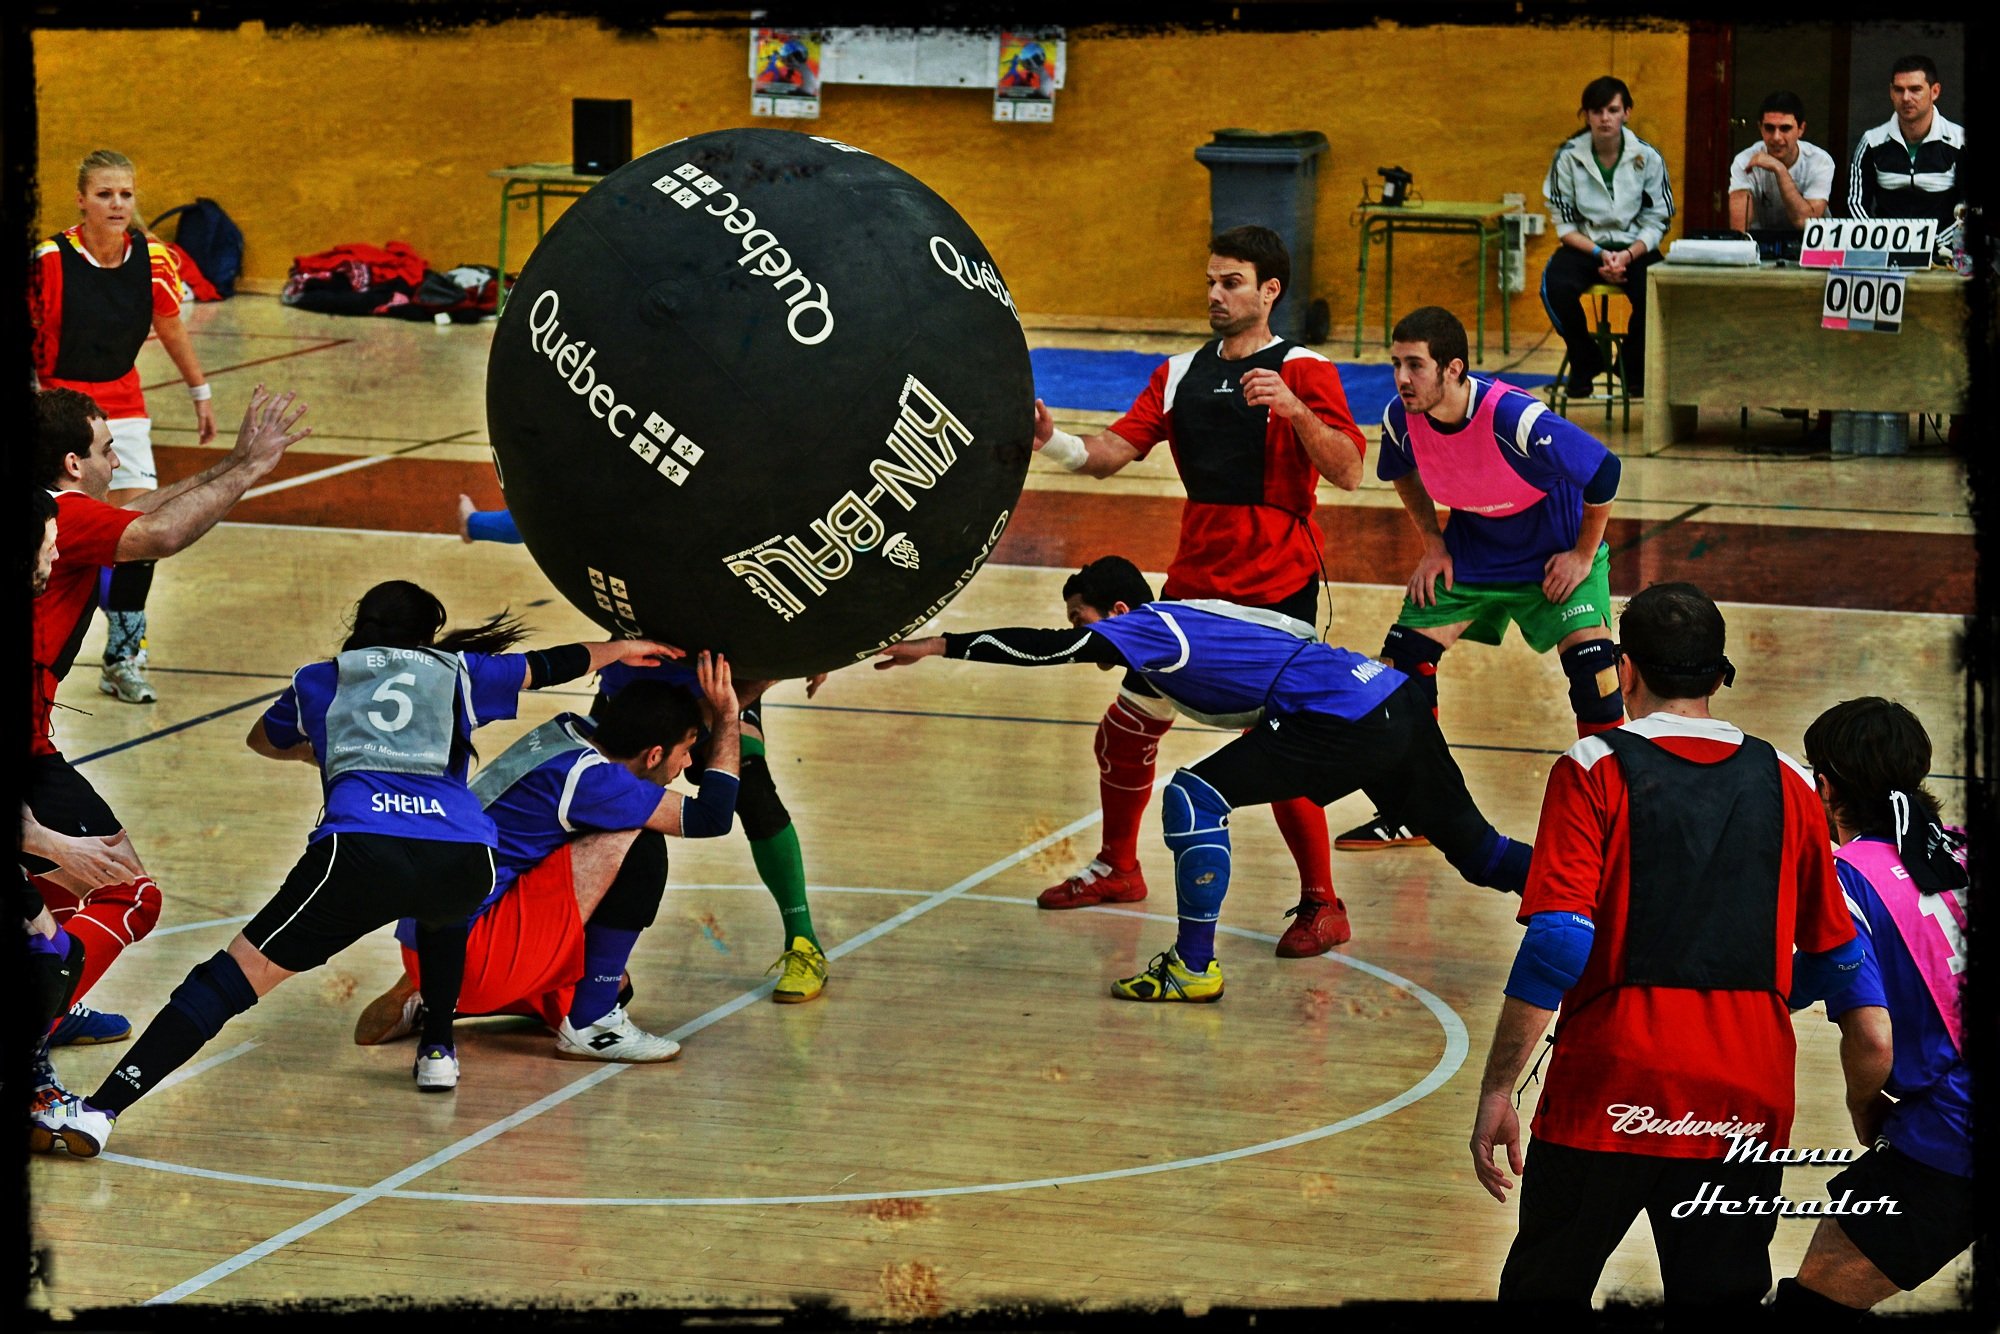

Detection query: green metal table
(491, 163), (604, 313)
(1352, 199), (1516, 362)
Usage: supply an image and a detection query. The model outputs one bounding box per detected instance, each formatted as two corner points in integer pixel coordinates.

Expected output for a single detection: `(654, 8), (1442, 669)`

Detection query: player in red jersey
(25, 386), (310, 1100)
(1030, 226), (1367, 958)
(1469, 582), (1859, 1308)
(29, 149), (218, 706)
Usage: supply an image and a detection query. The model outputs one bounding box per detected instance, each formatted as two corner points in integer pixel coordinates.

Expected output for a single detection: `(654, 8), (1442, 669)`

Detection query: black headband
(1621, 650), (1736, 689)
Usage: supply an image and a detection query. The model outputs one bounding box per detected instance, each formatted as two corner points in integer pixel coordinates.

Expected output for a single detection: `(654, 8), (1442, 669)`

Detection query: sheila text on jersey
(370, 793), (447, 816)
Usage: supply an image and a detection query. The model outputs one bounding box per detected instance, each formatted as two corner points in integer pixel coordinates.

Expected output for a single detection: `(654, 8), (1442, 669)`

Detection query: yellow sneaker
(1110, 949), (1223, 1003)
(768, 937), (827, 1004)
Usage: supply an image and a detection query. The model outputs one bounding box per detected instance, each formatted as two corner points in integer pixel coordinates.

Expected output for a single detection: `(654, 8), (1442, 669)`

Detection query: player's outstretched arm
(878, 627), (1122, 670)
(874, 636), (946, 669)
(117, 386), (311, 559)
(1032, 399), (1142, 478)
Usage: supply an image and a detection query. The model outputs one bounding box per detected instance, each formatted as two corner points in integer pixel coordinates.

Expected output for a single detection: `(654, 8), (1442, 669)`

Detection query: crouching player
(355, 655), (744, 1061)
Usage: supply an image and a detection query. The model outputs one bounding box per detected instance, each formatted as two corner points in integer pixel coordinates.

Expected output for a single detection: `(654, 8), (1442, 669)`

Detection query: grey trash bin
(1194, 128), (1331, 344)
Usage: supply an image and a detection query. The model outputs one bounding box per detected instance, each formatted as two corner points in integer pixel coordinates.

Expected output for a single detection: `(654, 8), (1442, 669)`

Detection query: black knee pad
(1559, 639), (1624, 728)
(1382, 624), (1446, 711)
(28, 931), (88, 1034)
(736, 754), (793, 842)
(104, 560), (156, 612)
(592, 830), (668, 931)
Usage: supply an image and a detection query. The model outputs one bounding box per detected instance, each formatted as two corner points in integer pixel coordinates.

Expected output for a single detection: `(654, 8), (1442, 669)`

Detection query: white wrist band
(188, 383), (212, 402)
(1040, 428), (1089, 472)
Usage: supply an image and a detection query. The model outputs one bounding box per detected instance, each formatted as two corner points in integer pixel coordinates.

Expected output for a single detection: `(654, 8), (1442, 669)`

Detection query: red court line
(159, 448), (1972, 616)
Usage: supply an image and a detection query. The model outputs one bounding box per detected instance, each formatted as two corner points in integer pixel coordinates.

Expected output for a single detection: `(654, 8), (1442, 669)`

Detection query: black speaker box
(572, 99), (632, 176)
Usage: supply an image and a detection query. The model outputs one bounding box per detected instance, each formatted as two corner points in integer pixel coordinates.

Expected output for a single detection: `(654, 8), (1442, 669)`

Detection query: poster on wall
(751, 28), (822, 118)
(993, 30), (1059, 123)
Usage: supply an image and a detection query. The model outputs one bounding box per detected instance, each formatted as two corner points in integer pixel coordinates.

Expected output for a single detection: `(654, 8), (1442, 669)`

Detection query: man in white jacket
(1540, 75), (1675, 399)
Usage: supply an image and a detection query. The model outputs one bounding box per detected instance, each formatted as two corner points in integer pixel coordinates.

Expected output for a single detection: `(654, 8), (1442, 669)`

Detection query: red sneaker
(1276, 897), (1352, 957)
(1037, 859), (1149, 909)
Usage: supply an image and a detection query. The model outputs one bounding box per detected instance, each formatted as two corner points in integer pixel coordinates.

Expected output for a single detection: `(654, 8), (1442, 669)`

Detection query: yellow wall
(35, 19), (1687, 347)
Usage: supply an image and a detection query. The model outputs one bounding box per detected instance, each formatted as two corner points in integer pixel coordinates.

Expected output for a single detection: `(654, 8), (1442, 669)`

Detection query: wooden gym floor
(27, 297), (1974, 1317)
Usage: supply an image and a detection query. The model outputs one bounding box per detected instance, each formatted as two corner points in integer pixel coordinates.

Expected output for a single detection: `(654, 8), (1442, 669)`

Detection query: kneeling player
(355, 661), (744, 1061)
(875, 556), (1530, 1001)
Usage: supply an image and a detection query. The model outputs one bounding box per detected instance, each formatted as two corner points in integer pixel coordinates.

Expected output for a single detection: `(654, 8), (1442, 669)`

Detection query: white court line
(109, 888), (1466, 1210)
(240, 453), (398, 500)
(153, 1041), (260, 1095)
(144, 807), (1105, 1305)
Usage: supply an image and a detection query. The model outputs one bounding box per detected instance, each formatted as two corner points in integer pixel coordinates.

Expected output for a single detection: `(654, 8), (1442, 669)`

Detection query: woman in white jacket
(1540, 76), (1675, 398)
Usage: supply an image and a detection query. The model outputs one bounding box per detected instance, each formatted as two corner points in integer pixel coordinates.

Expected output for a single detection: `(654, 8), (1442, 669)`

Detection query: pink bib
(1406, 380), (1548, 518)
(1833, 837), (1967, 1053)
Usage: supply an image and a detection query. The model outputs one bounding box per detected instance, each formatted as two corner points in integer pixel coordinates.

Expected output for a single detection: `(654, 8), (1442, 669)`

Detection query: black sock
(414, 922), (469, 1048)
(91, 1006), (207, 1115)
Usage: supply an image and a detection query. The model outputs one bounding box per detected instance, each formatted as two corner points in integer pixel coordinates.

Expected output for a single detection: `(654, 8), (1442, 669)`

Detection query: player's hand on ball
(614, 638), (686, 665)
(874, 637), (944, 669)
(804, 672), (829, 699)
(1032, 399), (1056, 448)
(698, 651), (740, 717)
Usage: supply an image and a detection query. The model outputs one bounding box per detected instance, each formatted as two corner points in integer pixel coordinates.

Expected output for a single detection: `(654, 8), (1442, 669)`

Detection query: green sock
(750, 823), (817, 952)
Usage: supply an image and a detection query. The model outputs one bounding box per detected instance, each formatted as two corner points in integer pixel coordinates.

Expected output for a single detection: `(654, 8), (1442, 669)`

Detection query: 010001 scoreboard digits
(1800, 218), (1936, 270)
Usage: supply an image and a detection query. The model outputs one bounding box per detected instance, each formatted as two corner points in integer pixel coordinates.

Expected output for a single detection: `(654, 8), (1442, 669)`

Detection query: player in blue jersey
(1774, 698), (1974, 1315)
(454, 493), (832, 1002)
(874, 556), (1531, 1002)
(353, 666), (746, 1061)
(1337, 306), (1624, 854)
(30, 581), (679, 1157)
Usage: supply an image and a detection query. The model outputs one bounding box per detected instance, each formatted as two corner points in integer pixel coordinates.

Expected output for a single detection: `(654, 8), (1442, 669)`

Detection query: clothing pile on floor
(281, 242), (499, 322)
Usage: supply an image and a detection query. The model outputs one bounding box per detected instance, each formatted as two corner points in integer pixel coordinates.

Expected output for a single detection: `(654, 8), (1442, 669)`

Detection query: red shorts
(402, 843), (584, 1030)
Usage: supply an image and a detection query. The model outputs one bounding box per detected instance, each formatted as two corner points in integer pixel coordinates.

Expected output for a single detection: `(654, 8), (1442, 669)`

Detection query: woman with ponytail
(29, 149), (216, 705)
(1773, 698), (1973, 1315)
(31, 582), (682, 1157)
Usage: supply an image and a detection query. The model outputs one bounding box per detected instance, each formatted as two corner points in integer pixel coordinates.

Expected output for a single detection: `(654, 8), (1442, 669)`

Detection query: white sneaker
(31, 1093), (114, 1157)
(413, 1044), (459, 1091)
(98, 657), (158, 704)
(555, 1005), (681, 1063)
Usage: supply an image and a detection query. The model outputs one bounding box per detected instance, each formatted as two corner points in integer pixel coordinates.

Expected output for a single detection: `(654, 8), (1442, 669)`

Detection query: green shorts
(1397, 544), (1613, 653)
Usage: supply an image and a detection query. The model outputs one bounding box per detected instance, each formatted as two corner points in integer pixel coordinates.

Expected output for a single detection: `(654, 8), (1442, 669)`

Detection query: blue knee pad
(166, 950), (259, 1040)
(1162, 771), (1233, 921)
(1560, 638), (1624, 728)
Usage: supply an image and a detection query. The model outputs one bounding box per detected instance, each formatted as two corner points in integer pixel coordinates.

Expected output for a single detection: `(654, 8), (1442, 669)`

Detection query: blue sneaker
(50, 1003), (132, 1047)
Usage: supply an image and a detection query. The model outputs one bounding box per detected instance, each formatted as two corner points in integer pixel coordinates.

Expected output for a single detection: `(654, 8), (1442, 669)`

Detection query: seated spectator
(1728, 91), (1835, 231)
(1845, 53), (1965, 257)
(1540, 75), (1674, 399)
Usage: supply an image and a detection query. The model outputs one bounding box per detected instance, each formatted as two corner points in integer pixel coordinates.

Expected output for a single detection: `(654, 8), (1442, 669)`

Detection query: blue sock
(568, 925), (641, 1027)
(1163, 771), (1232, 972)
(1176, 920), (1219, 972)
(467, 508), (524, 544)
